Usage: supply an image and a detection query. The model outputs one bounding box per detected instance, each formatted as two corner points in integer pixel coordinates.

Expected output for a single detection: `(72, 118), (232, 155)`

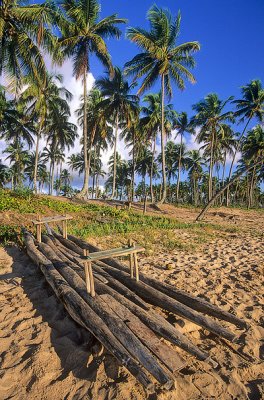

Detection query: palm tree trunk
(51, 161), (55, 196)
(226, 116), (252, 206)
(33, 125), (41, 193)
(176, 132), (183, 203)
(208, 129), (215, 202)
(150, 138), (156, 203)
(77, 72), (88, 198)
(95, 173), (99, 198)
(131, 130), (136, 202)
(248, 164), (256, 209)
(159, 74), (167, 204)
(196, 159), (262, 221)
(111, 114), (119, 200)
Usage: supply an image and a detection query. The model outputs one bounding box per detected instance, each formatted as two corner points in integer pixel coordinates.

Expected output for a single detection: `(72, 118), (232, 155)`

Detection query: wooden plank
(32, 215), (73, 225)
(102, 294), (187, 374)
(83, 245), (145, 262)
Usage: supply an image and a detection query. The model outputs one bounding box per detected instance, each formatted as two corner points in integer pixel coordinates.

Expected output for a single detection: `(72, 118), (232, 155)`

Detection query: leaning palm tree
(95, 67), (139, 198)
(191, 94), (234, 201)
(173, 112), (193, 202)
(58, 0), (126, 198)
(125, 5), (200, 203)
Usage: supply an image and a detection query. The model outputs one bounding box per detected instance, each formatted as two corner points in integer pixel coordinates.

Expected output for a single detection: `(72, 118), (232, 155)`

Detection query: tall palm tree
(95, 67), (139, 198)
(58, 0), (126, 198)
(141, 92), (174, 202)
(173, 112), (193, 202)
(0, 0), (56, 89)
(242, 125), (264, 208)
(125, 5), (200, 203)
(191, 93), (234, 201)
(186, 150), (205, 206)
(21, 73), (72, 193)
(76, 88), (112, 196)
(136, 146), (153, 200)
(226, 80), (264, 205)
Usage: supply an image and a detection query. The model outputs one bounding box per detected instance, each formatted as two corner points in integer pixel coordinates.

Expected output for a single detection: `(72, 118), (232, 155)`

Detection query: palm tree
(191, 93), (234, 201)
(0, 86), (35, 148)
(3, 142), (29, 187)
(58, 0), (126, 198)
(173, 112), (193, 202)
(226, 80), (264, 205)
(125, 5), (200, 203)
(95, 67), (139, 198)
(0, 0), (56, 89)
(186, 150), (205, 206)
(242, 125), (264, 208)
(0, 160), (11, 188)
(136, 146), (153, 201)
(24, 151), (46, 189)
(21, 73), (72, 193)
(76, 88), (112, 196)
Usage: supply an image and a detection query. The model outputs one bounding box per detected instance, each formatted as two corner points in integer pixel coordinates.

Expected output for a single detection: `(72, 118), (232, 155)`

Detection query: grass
(0, 188), (249, 250)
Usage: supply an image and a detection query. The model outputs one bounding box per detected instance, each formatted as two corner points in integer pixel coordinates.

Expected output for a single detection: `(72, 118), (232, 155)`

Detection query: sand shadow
(4, 245), (128, 390)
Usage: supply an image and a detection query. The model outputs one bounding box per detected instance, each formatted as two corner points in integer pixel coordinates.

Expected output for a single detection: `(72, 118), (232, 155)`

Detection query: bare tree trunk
(33, 125), (42, 193)
(196, 160), (262, 221)
(150, 138), (156, 203)
(159, 74), (167, 204)
(176, 131), (183, 203)
(131, 130), (136, 202)
(111, 114), (119, 200)
(77, 72), (88, 198)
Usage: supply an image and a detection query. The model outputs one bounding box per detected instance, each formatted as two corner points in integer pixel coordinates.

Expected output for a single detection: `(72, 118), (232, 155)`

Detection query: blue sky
(93, 0), (264, 117)
(1, 0), (264, 190)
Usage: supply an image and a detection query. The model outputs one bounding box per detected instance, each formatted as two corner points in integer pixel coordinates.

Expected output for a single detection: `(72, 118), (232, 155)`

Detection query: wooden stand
(32, 214), (73, 243)
(82, 242), (144, 296)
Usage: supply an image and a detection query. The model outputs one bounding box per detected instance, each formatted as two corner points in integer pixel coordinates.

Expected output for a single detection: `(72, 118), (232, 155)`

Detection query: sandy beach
(0, 206), (263, 400)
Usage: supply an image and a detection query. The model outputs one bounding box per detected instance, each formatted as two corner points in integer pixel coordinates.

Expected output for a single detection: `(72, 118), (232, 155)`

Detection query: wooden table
(32, 215), (73, 242)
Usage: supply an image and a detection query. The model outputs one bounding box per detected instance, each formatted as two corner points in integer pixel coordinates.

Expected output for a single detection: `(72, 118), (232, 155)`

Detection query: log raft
(23, 227), (249, 392)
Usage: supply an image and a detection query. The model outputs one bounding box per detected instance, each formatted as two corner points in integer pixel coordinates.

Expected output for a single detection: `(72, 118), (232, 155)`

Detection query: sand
(0, 210), (263, 399)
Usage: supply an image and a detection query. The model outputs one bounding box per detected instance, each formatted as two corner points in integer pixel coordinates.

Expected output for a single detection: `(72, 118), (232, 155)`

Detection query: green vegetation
(0, 189), (245, 251)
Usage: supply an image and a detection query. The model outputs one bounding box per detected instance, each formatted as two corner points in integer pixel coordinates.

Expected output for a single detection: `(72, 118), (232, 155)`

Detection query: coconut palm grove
(0, 0), (263, 208)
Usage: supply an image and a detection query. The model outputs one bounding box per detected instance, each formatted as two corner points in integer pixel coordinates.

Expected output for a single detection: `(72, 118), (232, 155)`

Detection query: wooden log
(129, 239), (134, 279)
(101, 293), (187, 373)
(43, 234), (215, 365)
(53, 232), (238, 342)
(23, 232), (154, 392)
(93, 264), (238, 343)
(65, 233), (247, 329)
(44, 234), (150, 311)
(37, 241), (175, 389)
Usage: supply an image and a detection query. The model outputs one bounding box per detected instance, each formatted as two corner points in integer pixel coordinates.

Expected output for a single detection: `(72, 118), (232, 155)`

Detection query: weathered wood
(37, 241), (175, 389)
(65, 233), (247, 329)
(53, 231), (238, 342)
(95, 264), (238, 343)
(129, 239), (134, 279)
(48, 234), (150, 311)
(44, 234), (215, 365)
(23, 232), (154, 392)
(101, 293), (187, 373)
(82, 245), (145, 262)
